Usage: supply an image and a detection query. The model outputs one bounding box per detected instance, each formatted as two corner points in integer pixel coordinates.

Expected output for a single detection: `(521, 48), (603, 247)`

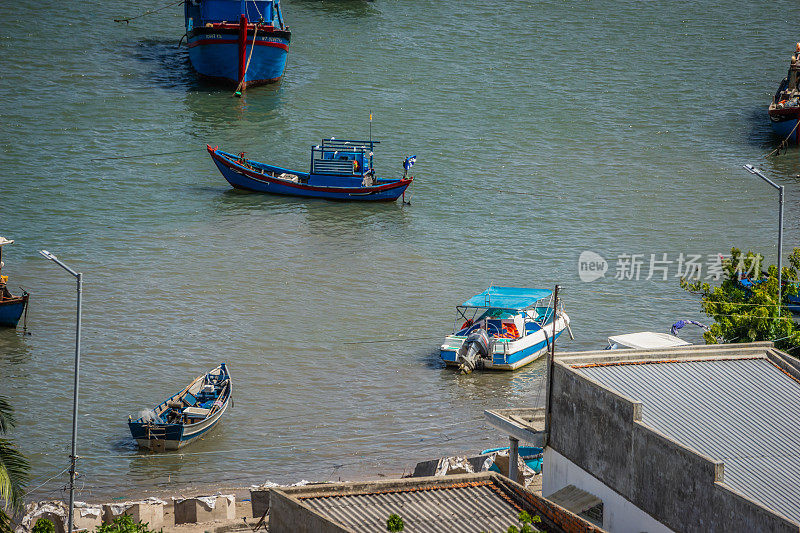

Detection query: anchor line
(114, 0), (185, 24)
(89, 149), (198, 161)
(766, 119), (800, 157)
(234, 24), (259, 96)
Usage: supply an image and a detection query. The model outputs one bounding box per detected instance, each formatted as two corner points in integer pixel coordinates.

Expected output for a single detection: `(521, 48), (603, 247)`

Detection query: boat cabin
(185, 0), (282, 29)
(452, 288), (556, 342)
(310, 138), (376, 178)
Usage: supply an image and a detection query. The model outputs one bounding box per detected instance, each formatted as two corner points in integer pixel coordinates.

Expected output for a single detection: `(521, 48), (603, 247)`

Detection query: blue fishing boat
(440, 287), (570, 373)
(0, 237), (28, 328)
(207, 139), (415, 201)
(185, 0), (290, 89)
(769, 43), (800, 143)
(128, 364), (231, 451)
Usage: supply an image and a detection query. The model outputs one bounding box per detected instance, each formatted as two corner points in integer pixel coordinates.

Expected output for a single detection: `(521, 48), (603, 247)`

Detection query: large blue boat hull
(187, 30), (289, 86)
(771, 117), (799, 141)
(0, 296), (27, 328)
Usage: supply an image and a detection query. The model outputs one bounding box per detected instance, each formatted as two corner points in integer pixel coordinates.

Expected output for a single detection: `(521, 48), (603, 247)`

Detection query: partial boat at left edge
(769, 42), (800, 143)
(0, 236), (28, 329)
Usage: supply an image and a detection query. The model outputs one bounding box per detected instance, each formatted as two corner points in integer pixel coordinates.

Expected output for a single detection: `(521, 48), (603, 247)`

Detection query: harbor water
(1, 0), (799, 499)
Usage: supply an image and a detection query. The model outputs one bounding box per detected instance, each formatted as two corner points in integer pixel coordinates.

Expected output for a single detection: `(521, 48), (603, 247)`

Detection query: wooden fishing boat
(207, 138), (414, 201)
(185, 0), (290, 89)
(440, 287), (571, 373)
(0, 237), (28, 328)
(769, 43), (800, 143)
(128, 364), (231, 451)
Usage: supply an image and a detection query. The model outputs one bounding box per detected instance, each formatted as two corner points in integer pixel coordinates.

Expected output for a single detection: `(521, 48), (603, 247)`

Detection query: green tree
(95, 515), (161, 533)
(386, 513), (404, 532)
(0, 395), (29, 533)
(32, 518), (55, 533)
(680, 247), (800, 352)
(507, 511), (542, 533)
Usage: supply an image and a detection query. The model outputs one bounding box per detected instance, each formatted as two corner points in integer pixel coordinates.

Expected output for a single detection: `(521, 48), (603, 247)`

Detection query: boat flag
(403, 155), (416, 171)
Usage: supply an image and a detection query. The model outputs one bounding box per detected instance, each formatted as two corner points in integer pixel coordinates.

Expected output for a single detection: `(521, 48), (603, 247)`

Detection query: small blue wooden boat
(440, 287), (570, 373)
(0, 237), (28, 328)
(185, 0), (290, 88)
(128, 364), (231, 451)
(207, 139), (414, 201)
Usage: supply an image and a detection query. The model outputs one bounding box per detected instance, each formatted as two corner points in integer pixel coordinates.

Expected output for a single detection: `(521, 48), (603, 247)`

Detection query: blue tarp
(460, 286), (552, 310)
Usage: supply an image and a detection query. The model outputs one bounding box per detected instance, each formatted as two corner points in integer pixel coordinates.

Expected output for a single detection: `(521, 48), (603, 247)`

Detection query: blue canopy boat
(185, 0), (290, 89)
(128, 364), (231, 451)
(0, 237), (28, 328)
(440, 287), (570, 373)
(207, 139), (414, 201)
(739, 276), (800, 316)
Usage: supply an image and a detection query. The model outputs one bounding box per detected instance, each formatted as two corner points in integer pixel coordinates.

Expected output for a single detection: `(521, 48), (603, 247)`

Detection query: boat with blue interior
(440, 287), (570, 373)
(184, 0), (290, 89)
(128, 364), (231, 451)
(207, 138), (414, 201)
(0, 237), (28, 329)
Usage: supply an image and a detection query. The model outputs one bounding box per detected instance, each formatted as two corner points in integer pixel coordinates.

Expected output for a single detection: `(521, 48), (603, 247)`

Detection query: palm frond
(0, 398), (16, 435)
(0, 509), (13, 533)
(0, 439), (29, 511)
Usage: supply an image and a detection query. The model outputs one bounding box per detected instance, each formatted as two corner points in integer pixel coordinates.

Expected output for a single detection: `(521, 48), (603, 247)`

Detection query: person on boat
(362, 169), (376, 187)
(0, 261), (11, 300)
(789, 49), (800, 93)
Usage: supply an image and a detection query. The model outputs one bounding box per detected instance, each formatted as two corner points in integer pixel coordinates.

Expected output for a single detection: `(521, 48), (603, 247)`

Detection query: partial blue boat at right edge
(440, 286), (570, 373)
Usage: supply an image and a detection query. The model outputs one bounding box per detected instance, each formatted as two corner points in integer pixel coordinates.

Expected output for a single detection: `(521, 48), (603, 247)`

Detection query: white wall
(542, 448), (674, 533)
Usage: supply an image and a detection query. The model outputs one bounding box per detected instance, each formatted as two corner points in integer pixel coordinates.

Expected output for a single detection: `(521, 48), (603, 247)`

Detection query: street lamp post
(743, 165), (785, 317)
(39, 250), (82, 533)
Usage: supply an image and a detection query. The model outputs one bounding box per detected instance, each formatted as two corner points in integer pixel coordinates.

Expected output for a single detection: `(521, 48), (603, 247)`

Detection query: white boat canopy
(607, 332), (691, 350)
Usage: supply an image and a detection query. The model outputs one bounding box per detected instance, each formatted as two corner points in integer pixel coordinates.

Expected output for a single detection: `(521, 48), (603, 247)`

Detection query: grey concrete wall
(250, 489), (270, 520)
(549, 359), (800, 533)
(269, 489), (352, 533)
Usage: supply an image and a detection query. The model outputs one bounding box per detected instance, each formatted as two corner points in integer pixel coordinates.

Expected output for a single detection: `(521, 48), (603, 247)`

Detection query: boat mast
(275, 0), (285, 29)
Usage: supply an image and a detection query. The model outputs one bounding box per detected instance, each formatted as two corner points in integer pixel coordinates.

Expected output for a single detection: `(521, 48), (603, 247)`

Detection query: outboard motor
(457, 329), (491, 374)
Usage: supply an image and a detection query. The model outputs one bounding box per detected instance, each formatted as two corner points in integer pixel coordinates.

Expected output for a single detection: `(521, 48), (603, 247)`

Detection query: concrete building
(268, 472), (605, 532)
(486, 341), (800, 532)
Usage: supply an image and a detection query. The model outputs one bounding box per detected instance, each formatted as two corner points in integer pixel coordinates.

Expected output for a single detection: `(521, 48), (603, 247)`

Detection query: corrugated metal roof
(574, 357), (800, 523)
(299, 482), (524, 532)
(547, 484), (602, 515)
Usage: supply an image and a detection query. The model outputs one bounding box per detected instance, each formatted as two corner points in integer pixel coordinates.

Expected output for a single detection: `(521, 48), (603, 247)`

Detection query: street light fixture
(743, 165), (785, 317)
(38, 250), (82, 533)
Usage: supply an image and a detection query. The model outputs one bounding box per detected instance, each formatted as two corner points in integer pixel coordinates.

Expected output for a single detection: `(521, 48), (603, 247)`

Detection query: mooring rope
(766, 119), (800, 157)
(233, 24), (259, 96)
(90, 149), (198, 161)
(114, 0), (185, 24)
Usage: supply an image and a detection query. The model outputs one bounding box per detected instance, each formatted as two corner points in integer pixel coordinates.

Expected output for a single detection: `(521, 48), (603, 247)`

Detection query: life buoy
(461, 319), (474, 329)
